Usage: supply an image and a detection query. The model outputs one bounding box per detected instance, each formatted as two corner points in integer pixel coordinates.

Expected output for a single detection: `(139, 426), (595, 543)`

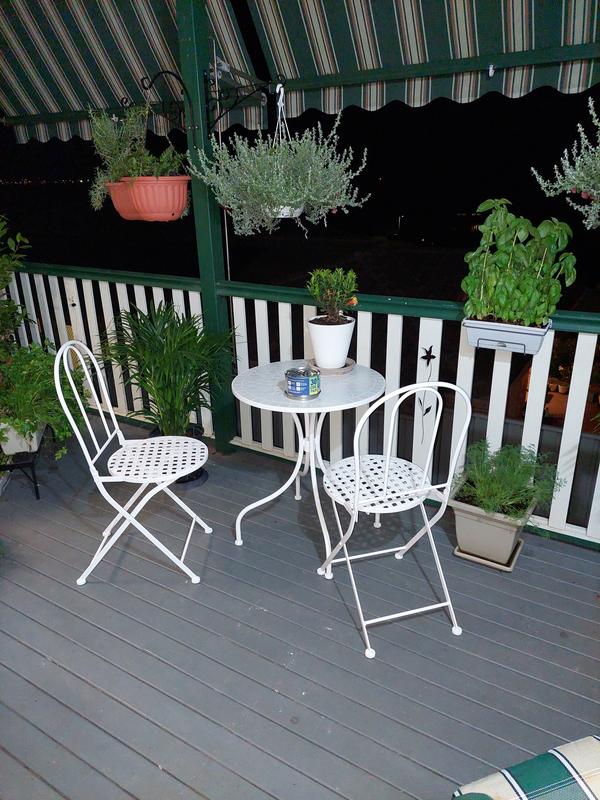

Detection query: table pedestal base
(235, 411), (333, 578)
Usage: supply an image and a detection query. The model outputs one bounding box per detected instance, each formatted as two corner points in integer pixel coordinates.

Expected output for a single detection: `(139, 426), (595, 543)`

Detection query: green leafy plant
(306, 268), (358, 324)
(462, 199), (577, 327)
(188, 113), (369, 235)
(0, 216), (29, 361)
(0, 342), (85, 458)
(454, 440), (560, 521)
(532, 98), (600, 230)
(89, 106), (184, 210)
(102, 303), (233, 436)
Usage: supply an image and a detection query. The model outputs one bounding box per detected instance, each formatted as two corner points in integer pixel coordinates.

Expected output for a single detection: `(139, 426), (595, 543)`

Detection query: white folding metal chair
(317, 381), (472, 658)
(54, 340), (212, 586)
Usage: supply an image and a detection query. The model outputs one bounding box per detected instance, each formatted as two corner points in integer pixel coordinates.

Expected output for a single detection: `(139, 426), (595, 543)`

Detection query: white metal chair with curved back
(317, 381), (472, 658)
(54, 340), (212, 586)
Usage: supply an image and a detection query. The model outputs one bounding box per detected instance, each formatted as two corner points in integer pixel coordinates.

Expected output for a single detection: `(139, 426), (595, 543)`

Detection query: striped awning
(247, 0), (599, 118)
(1, 0), (598, 143)
(0, 0), (262, 143)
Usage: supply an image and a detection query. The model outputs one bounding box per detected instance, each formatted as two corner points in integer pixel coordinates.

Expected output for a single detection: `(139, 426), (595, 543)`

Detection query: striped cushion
(455, 735), (600, 799)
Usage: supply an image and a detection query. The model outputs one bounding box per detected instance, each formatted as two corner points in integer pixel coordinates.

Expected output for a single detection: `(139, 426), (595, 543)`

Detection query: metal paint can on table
(285, 366), (321, 399)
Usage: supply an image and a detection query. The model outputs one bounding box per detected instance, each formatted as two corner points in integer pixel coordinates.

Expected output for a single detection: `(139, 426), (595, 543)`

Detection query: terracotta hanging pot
(129, 176), (190, 222)
(106, 179), (140, 220)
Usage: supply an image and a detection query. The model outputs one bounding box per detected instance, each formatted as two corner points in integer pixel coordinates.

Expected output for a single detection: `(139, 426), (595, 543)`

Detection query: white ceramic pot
(275, 206), (303, 218)
(0, 424), (44, 455)
(308, 315), (355, 369)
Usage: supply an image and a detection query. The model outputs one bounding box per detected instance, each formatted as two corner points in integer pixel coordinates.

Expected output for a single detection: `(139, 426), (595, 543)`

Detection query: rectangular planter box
(449, 496), (534, 566)
(0, 425), (44, 456)
(463, 318), (551, 355)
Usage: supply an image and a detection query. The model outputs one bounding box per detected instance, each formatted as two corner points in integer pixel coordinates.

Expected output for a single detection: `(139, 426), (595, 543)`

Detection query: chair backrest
(352, 381), (472, 511)
(54, 340), (123, 471)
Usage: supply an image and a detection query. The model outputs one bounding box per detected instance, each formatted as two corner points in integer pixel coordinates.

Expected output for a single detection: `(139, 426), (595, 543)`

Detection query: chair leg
(317, 502), (356, 576)
(163, 486), (213, 533)
(80, 482), (201, 586)
(341, 537), (376, 658)
(99, 483), (148, 538)
(77, 518), (128, 585)
(419, 504), (462, 635)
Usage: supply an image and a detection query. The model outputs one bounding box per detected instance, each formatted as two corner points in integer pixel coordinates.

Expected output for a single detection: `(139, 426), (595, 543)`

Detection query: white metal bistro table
(232, 360), (385, 577)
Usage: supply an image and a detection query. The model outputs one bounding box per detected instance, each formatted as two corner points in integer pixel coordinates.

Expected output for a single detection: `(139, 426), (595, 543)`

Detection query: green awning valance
(246, 0), (599, 116)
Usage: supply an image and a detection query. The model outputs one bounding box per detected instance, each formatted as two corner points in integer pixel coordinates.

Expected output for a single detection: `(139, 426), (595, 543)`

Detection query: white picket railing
(8, 266), (213, 436)
(228, 292), (600, 545)
(10, 265), (600, 545)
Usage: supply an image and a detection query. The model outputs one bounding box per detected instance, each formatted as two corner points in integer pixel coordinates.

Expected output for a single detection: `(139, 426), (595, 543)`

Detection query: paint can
(285, 366), (321, 399)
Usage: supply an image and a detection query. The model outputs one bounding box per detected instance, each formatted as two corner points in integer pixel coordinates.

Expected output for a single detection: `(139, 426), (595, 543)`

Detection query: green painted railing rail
(19, 263), (600, 334)
(20, 262), (202, 292)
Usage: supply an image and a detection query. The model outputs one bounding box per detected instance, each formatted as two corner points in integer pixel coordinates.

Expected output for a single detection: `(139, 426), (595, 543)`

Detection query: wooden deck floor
(1, 427), (599, 800)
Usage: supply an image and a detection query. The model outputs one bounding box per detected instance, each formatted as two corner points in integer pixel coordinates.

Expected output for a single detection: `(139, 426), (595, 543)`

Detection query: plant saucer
(308, 358), (355, 375)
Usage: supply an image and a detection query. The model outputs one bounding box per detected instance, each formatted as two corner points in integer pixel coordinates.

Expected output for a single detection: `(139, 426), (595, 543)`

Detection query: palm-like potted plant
(102, 303), (232, 482)
(89, 106), (190, 222)
(461, 199), (577, 354)
(306, 268), (358, 369)
(188, 110), (369, 236)
(532, 98), (600, 230)
(450, 441), (560, 570)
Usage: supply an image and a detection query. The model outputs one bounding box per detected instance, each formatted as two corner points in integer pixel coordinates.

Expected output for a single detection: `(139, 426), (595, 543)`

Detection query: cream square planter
(449, 496), (534, 569)
(0, 425), (44, 456)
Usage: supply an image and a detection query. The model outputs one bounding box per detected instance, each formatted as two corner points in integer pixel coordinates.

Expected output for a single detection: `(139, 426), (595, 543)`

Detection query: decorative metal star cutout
(421, 345), (436, 366)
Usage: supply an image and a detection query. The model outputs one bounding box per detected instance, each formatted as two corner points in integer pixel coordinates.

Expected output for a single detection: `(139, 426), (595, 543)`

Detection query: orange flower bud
(348, 296), (358, 306)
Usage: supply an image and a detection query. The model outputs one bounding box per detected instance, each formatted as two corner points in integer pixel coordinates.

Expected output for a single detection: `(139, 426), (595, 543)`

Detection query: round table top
(232, 359), (386, 414)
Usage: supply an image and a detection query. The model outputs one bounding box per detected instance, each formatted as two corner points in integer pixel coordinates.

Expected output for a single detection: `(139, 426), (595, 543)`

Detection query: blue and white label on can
(285, 367), (320, 398)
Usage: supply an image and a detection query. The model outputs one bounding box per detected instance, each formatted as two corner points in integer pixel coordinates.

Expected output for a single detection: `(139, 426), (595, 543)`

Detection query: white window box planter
(462, 318), (551, 355)
(0, 425), (44, 456)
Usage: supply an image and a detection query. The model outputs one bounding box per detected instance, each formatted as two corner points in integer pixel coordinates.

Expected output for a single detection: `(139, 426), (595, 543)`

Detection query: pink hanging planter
(129, 176), (190, 222)
(106, 179), (140, 220)
(106, 176), (190, 222)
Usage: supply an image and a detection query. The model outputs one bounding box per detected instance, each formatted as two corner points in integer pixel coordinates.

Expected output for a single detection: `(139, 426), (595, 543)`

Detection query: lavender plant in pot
(306, 268), (358, 369)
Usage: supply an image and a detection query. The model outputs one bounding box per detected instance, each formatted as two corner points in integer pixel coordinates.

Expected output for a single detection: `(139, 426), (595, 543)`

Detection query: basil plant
(462, 199), (577, 328)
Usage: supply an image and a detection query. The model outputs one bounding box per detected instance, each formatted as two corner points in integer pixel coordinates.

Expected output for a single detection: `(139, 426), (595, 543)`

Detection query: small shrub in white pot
(306, 268), (358, 369)
(450, 441), (561, 570)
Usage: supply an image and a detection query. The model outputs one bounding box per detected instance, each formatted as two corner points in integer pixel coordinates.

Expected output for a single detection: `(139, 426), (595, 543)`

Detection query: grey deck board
(0, 746), (67, 800)
(1, 427), (599, 800)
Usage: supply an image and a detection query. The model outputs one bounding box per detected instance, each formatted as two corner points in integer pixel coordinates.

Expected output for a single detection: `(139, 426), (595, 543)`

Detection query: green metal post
(177, 0), (236, 452)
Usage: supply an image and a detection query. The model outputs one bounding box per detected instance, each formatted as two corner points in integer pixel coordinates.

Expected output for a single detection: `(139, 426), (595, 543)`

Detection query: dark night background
(0, 85), (599, 312)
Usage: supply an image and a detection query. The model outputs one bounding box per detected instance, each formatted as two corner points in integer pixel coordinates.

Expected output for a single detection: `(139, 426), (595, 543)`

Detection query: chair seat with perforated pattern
(107, 436), (208, 483)
(323, 455), (429, 514)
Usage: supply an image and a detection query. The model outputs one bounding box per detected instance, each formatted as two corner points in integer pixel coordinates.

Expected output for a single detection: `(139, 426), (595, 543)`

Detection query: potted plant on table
(461, 199), (577, 354)
(532, 98), (600, 230)
(102, 302), (232, 483)
(188, 101), (369, 235)
(89, 106), (190, 222)
(306, 268), (358, 369)
(450, 440), (560, 571)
